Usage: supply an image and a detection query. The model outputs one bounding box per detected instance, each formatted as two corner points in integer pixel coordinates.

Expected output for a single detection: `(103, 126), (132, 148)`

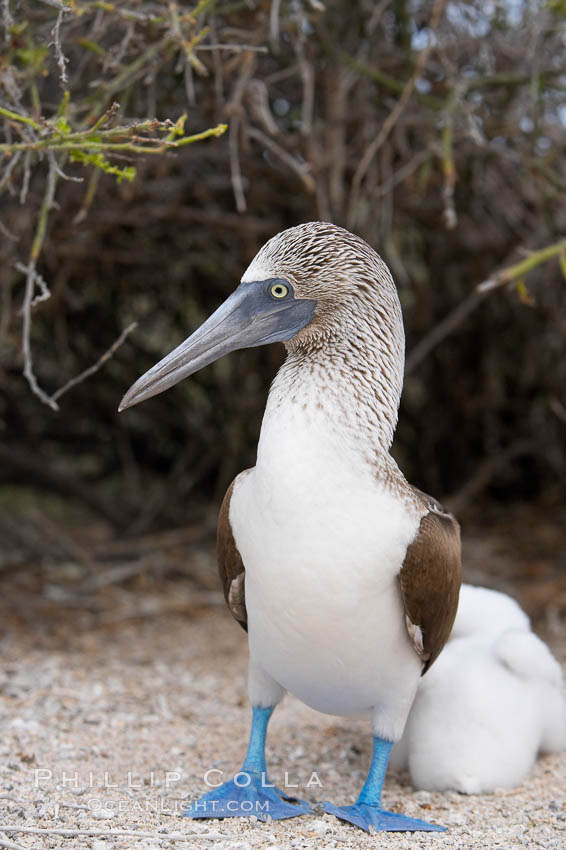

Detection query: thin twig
(445, 440), (533, 515)
(50, 157), (84, 182)
(73, 166), (101, 224)
(441, 113), (456, 228)
(246, 80), (278, 134)
(1, 0), (13, 44)
(0, 826), (225, 842)
(15, 262), (51, 308)
(225, 49), (256, 116)
(439, 82), (465, 229)
(51, 9), (69, 86)
(247, 125), (315, 192)
(229, 114), (246, 212)
(21, 157), (59, 410)
(197, 43), (268, 53)
(0, 123), (228, 154)
(0, 833), (26, 850)
(0, 105), (41, 130)
(297, 41), (314, 136)
(405, 288), (486, 375)
(51, 321), (138, 403)
(0, 150), (22, 191)
(367, 0), (392, 34)
(549, 397), (566, 425)
(19, 150), (138, 411)
(0, 219), (18, 241)
(19, 150), (31, 204)
(184, 58), (196, 105)
(477, 240), (566, 293)
(270, 0), (281, 53)
(373, 148), (430, 198)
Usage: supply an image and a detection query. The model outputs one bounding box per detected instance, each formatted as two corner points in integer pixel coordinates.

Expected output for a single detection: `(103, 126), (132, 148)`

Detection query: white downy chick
(390, 584), (566, 793)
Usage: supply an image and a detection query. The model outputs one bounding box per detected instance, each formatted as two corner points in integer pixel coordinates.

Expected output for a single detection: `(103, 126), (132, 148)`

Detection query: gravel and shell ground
(1, 517), (565, 850)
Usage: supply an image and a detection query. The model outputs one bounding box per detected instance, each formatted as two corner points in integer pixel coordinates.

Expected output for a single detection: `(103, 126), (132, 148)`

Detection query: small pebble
(91, 808), (115, 819)
(309, 818), (330, 834)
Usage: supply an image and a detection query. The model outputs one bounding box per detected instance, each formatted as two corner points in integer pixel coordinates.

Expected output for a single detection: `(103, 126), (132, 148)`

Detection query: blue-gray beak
(118, 279), (316, 411)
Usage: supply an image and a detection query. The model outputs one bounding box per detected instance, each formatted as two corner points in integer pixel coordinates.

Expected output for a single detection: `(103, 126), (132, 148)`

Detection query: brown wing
(399, 493), (461, 675)
(216, 472), (250, 632)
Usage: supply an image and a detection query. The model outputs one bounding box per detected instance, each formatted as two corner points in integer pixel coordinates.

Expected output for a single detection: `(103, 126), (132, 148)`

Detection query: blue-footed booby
(119, 222), (462, 832)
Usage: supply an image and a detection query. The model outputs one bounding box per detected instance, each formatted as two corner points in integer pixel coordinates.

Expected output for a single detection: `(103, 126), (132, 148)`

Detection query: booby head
(119, 222), (402, 412)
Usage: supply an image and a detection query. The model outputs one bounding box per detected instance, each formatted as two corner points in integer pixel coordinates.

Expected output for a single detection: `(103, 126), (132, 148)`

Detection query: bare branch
(247, 125), (315, 193)
(477, 241), (566, 293)
(50, 157), (84, 182)
(405, 289), (485, 375)
(269, 0), (281, 54)
(15, 262), (51, 308)
(0, 150), (22, 191)
(51, 321), (138, 403)
(298, 45), (314, 137)
(50, 9), (69, 86)
(441, 113), (457, 229)
(19, 150), (31, 203)
(445, 440), (533, 515)
(246, 79), (278, 134)
(229, 115), (246, 212)
(0, 219), (18, 241)
(549, 397), (566, 425)
(20, 156), (58, 410)
(184, 58), (196, 105)
(0, 832), (26, 850)
(367, 0), (392, 34)
(1, 0), (13, 45)
(197, 43), (268, 53)
(373, 148), (430, 199)
(0, 826), (225, 843)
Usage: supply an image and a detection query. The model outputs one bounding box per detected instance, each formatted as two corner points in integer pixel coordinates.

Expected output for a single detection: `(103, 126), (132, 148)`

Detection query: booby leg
(184, 707), (312, 821)
(323, 736), (445, 833)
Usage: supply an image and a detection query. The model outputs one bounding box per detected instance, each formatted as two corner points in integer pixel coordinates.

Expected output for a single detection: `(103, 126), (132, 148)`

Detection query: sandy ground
(1, 563), (565, 850)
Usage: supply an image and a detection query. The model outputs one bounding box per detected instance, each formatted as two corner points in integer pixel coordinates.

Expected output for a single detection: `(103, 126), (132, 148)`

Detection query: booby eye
(270, 282), (289, 299)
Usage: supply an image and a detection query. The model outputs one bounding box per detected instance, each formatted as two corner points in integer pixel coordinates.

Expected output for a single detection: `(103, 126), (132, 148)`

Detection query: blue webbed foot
(322, 801), (445, 833)
(184, 772), (313, 821)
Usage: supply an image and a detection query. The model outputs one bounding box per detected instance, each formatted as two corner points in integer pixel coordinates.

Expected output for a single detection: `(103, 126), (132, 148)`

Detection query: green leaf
(57, 91), (71, 119)
(516, 278), (535, 307)
(166, 114), (187, 141)
(69, 149), (136, 183)
(77, 39), (107, 57)
(55, 117), (72, 136)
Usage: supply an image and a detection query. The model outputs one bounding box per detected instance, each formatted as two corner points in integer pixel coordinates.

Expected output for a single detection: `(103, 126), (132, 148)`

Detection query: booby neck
(257, 287), (406, 485)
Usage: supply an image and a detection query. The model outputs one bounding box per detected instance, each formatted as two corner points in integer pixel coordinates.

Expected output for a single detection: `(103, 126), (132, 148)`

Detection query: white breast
(229, 392), (423, 737)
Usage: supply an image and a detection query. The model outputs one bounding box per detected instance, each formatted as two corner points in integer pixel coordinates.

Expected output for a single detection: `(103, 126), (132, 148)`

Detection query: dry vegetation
(1, 5), (566, 847)
(1, 0), (565, 538)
